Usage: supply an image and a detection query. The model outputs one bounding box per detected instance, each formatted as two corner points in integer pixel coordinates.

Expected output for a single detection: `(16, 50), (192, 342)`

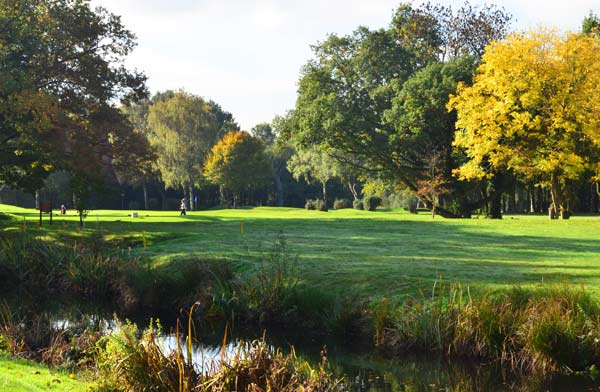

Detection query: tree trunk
(487, 175), (504, 219)
(529, 185), (535, 213)
(219, 185), (226, 207)
(548, 172), (561, 219)
(274, 173), (284, 207)
(409, 198), (417, 214)
(159, 187), (166, 210)
(188, 184), (194, 211)
(79, 210), (84, 228)
(348, 183), (359, 201)
(559, 181), (572, 220)
(508, 188), (516, 213)
(322, 181), (328, 205)
(142, 181), (149, 210)
(35, 190), (40, 209)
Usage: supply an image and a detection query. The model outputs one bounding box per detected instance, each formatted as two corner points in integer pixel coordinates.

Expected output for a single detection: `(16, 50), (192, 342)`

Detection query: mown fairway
(2, 204), (600, 300)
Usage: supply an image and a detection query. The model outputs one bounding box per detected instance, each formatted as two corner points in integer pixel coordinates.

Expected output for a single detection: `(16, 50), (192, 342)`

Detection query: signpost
(39, 202), (52, 226)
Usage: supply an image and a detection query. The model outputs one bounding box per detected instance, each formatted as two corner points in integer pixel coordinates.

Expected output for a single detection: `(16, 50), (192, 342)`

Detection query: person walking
(180, 198), (187, 216)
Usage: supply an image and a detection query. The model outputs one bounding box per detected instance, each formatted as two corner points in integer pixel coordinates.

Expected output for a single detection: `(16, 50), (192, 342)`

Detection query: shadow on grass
(5, 210), (600, 298)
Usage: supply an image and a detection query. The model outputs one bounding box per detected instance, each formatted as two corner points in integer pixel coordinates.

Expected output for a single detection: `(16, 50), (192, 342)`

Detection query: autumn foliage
(204, 131), (272, 207)
(450, 29), (600, 219)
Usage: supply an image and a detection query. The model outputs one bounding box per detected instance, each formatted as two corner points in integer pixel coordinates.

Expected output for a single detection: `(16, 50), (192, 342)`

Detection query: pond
(11, 301), (600, 392)
(157, 331), (600, 392)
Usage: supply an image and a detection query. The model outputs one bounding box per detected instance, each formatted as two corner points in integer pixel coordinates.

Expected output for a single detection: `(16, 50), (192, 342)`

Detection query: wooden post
(39, 202), (52, 227)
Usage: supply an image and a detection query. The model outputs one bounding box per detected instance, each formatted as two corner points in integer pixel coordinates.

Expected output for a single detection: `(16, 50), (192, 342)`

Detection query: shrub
(353, 199), (364, 210)
(127, 201), (140, 210)
(333, 198), (352, 210)
(364, 195), (382, 211)
(305, 199), (316, 210)
(315, 199), (328, 212)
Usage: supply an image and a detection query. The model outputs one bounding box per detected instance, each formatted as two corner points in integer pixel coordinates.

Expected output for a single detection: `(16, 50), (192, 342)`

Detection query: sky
(91, 0), (598, 131)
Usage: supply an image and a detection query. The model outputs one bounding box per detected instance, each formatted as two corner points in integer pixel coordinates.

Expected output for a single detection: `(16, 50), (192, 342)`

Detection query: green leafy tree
(286, 2), (511, 217)
(583, 11), (600, 37)
(0, 0), (146, 193)
(146, 92), (225, 210)
(287, 147), (338, 205)
(251, 123), (276, 146)
(204, 131), (272, 207)
(384, 56), (476, 216)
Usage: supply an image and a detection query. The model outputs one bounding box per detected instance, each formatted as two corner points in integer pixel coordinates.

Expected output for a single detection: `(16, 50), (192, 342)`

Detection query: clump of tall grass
(0, 303), (100, 368)
(95, 310), (342, 391)
(379, 283), (600, 374)
(0, 234), (235, 319)
(238, 233), (301, 326)
(0, 234), (132, 299)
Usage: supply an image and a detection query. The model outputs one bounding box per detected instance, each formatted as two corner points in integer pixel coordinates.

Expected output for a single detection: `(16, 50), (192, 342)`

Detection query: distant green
(2, 204), (600, 300)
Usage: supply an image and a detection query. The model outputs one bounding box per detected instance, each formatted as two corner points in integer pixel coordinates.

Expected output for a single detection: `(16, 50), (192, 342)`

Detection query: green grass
(0, 354), (91, 392)
(2, 203), (600, 300)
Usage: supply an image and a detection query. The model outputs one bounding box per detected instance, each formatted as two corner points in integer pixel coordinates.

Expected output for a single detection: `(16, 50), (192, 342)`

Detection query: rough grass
(0, 354), (90, 392)
(2, 204), (600, 300)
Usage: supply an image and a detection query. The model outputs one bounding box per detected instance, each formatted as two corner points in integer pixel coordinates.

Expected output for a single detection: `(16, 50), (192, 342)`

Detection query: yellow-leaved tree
(449, 29), (600, 219)
(204, 131), (272, 208)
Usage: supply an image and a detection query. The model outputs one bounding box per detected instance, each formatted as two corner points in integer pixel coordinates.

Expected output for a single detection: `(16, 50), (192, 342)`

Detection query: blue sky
(91, 0), (598, 130)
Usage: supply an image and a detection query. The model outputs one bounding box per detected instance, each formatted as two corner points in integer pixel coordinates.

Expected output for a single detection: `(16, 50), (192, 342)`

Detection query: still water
(157, 332), (600, 392)
(23, 303), (600, 392)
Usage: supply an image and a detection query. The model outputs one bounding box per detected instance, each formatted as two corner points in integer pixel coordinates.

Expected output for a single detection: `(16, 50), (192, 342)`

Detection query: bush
(315, 199), (328, 212)
(127, 201), (140, 210)
(364, 195), (382, 211)
(305, 199), (316, 210)
(333, 198), (352, 210)
(353, 199), (364, 210)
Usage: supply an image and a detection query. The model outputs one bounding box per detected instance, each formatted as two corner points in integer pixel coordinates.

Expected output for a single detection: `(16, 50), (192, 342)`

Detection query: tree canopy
(0, 0), (147, 193)
(450, 29), (600, 219)
(285, 2), (509, 216)
(144, 91), (237, 208)
(204, 131), (272, 207)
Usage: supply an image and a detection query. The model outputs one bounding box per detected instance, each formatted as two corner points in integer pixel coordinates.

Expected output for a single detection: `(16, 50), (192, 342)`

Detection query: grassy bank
(3, 204), (600, 383)
(0, 354), (91, 392)
(2, 204), (600, 300)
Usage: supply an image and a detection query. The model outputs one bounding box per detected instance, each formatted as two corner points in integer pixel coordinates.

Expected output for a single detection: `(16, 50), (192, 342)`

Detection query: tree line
(1, 0), (599, 220)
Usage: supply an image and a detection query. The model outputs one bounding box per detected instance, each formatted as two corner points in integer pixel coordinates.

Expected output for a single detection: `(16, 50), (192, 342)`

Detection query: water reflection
(155, 334), (600, 392)
(7, 300), (600, 392)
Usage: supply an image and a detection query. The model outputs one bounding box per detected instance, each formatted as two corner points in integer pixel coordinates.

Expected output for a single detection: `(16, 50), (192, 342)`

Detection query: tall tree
(204, 131), (272, 207)
(146, 92), (223, 210)
(251, 123), (276, 146)
(286, 2), (511, 217)
(450, 29), (600, 219)
(0, 0), (146, 193)
(383, 56), (477, 216)
(583, 11), (600, 37)
(287, 147), (338, 205)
